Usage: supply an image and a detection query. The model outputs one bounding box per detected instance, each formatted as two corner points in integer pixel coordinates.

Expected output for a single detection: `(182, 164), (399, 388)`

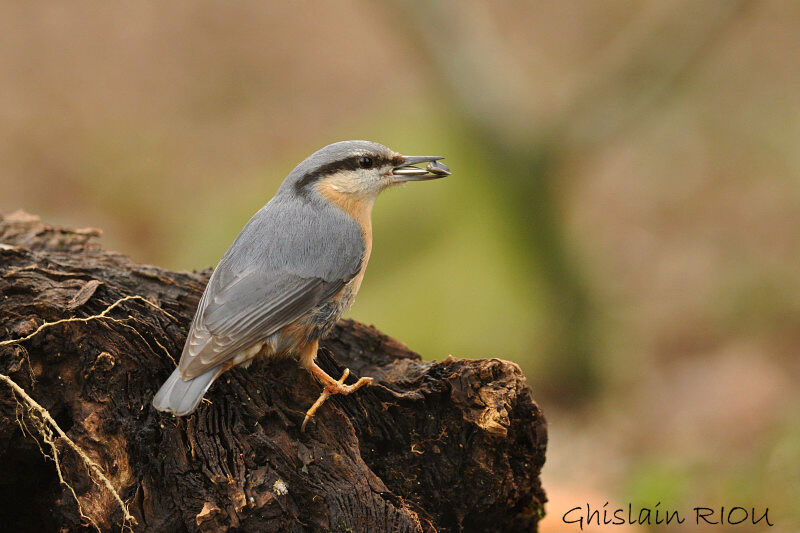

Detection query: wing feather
(177, 196), (363, 380)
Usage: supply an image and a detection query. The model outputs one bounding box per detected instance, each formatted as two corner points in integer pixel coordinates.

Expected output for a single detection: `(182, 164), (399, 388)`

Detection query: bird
(152, 140), (450, 430)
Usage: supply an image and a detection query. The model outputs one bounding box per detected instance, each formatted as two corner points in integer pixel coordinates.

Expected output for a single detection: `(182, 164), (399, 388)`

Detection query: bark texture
(0, 211), (547, 532)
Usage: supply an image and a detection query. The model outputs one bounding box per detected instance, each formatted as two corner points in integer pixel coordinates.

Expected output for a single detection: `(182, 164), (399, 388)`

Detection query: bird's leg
(301, 367), (345, 432)
(301, 361), (373, 432)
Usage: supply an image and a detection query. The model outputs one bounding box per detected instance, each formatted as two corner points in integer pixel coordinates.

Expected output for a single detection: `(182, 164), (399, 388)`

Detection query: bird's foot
(325, 368), (374, 395)
(301, 368), (373, 432)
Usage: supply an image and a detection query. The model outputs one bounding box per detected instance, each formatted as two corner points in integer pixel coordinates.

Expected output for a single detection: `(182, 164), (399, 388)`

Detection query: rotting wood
(0, 211), (547, 532)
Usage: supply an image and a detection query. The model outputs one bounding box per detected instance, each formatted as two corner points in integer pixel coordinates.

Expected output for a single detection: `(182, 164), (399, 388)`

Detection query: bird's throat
(315, 180), (375, 242)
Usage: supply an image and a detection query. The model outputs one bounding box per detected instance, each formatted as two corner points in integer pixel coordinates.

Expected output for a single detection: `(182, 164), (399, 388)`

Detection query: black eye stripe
(295, 155), (388, 195)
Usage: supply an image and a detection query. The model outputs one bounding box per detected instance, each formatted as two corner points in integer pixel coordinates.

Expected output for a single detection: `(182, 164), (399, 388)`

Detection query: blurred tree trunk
(0, 212), (546, 532)
(388, 0), (751, 403)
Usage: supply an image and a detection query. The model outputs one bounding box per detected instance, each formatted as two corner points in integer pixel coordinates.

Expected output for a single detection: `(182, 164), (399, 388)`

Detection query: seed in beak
(426, 160), (451, 176)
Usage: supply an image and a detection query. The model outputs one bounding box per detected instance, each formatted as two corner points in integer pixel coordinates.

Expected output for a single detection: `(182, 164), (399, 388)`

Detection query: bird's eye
(358, 156), (373, 169)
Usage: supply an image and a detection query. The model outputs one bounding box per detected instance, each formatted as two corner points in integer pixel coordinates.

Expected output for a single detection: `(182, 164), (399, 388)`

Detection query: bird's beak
(392, 155), (451, 182)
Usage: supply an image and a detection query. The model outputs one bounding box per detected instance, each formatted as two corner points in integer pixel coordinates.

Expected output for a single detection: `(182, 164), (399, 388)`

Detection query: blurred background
(1, 1), (798, 530)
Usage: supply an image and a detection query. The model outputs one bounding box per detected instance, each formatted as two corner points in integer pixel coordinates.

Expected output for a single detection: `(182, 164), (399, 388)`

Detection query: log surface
(0, 211), (547, 532)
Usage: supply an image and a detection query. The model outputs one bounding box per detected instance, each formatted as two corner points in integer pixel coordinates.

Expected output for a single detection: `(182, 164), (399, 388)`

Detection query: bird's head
(284, 141), (450, 205)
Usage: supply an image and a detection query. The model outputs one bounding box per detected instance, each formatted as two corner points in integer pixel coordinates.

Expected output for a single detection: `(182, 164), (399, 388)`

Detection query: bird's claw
(300, 368), (373, 432)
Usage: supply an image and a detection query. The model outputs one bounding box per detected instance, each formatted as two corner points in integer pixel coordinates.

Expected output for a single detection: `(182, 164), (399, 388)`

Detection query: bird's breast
(315, 179), (374, 296)
(348, 232), (371, 296)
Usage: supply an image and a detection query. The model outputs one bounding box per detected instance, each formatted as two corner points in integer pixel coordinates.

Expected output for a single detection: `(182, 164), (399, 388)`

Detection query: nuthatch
(153, 140), (450, 430)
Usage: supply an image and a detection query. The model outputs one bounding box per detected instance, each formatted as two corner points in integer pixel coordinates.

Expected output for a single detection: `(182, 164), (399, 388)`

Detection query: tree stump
(0, 211), (547, 532)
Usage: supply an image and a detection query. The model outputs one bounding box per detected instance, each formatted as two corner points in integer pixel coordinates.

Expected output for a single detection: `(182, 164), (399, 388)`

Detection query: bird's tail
(152, 366), (221, 416)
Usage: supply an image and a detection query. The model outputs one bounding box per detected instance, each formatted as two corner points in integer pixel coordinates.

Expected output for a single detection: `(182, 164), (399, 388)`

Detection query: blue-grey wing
(178, 197), (364, 379)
